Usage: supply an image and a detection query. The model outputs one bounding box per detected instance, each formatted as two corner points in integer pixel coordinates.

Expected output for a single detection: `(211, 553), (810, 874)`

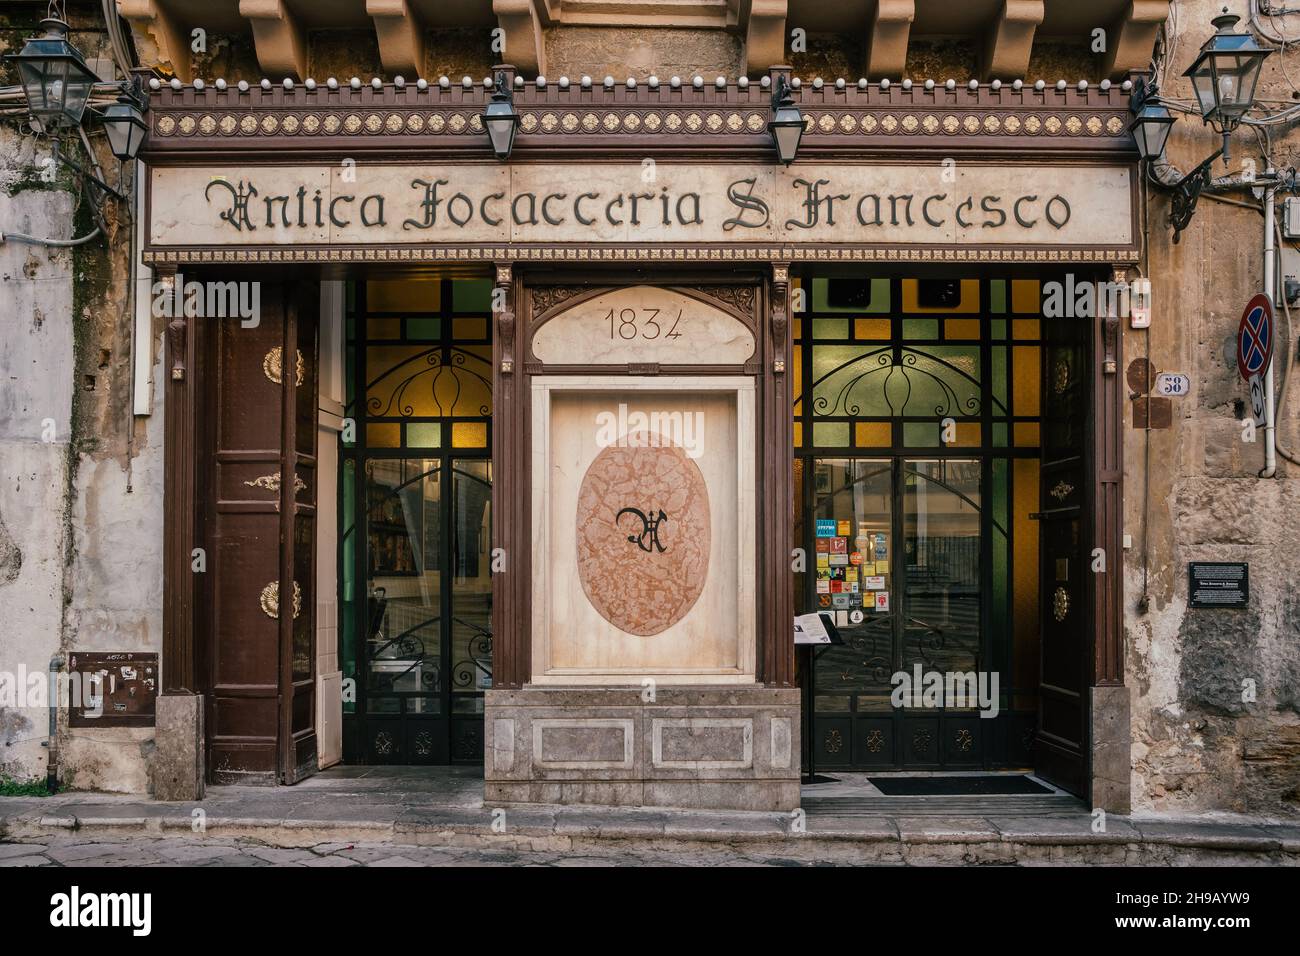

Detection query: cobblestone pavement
(0, 837), (804, 867)
(3, 768), (1297, 866)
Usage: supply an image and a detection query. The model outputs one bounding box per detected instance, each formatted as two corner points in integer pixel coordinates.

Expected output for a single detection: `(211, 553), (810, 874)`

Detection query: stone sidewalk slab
(3, 768), (1298, 864)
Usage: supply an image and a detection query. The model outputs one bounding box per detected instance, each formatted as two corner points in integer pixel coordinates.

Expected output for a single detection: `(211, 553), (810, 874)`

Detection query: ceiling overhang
(116, 0), (1167, 81)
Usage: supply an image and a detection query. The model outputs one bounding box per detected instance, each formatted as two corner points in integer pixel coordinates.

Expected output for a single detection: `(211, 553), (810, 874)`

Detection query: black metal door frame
(341, 277), (493, 765)
(802, 455), (990, 773)
(797, 267), (1053, 777)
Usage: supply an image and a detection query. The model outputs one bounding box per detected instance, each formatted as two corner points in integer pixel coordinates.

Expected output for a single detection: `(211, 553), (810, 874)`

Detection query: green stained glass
(901, 346), (981, 418)
(990, 279), (1007, 314)
(812, 422), (850, 446)
(812, 318), (849, 339)
(340, 459), (357, 714)
(453, 278), (493, 311)
(992, 346), (1008, 417)
(811, 345), (894, 418)
(810, 276), (890, 313)
(902, 422), (942, 446)
(902, 318), (939, 339)
(991, 318), (1007, 339)
(343, 349), (359, 427)
(405, 423), (441, 447)
(407, 317), (440, 339)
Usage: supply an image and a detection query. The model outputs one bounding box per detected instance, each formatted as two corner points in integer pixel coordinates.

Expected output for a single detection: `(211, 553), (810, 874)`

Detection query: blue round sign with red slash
(1238, 293), (1274, 381)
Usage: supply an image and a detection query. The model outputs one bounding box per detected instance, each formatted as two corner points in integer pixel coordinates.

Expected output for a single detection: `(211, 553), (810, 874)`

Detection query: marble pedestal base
(484, 685), (801, 811)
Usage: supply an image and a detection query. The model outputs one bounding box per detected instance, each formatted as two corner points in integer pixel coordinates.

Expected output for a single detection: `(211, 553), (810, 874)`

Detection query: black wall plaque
(1188, 562), (1249, 609)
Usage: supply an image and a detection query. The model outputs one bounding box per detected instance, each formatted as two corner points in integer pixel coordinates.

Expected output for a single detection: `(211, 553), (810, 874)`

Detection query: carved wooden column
(161, 266), (199, 695)
(491, 261), (526, 688)
(761, 263), (796, 687)
(1093, 266), (1127, 687)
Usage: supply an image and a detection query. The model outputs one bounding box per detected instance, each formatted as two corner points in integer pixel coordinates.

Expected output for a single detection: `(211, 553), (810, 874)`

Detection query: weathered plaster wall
(1127, 0), (1300, 817)
(0, 7), (163, 793)
(0, 127), (74, 781)
(544, 27), (742, 81)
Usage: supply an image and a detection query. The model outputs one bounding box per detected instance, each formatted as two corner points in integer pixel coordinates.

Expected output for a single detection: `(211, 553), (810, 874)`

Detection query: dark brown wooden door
(208, 281), (318, 785)
(1034, 312), (1090, 795)
(280, 285), (320, 783)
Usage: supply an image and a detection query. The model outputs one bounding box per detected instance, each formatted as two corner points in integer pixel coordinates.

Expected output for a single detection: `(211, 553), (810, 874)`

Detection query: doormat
(868, 775), (1054, 796)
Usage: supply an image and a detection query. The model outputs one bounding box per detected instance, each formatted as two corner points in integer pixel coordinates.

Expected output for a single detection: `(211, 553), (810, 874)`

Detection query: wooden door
(1034, 309), (1090, 795)
(208, 281), (318, 784)
(280, 285), (320, 783)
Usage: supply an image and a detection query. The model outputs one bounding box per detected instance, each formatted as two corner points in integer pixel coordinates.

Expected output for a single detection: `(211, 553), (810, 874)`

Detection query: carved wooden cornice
(142, 80), (1140, 160)
(144, 243), (1138, 266)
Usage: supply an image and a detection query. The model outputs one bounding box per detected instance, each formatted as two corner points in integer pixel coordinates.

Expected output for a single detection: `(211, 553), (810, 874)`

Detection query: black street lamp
(1127, 80), (1176, 163)
(1183, 10), (1272, 151)
(481, 69), (520, 161)
(768, 73), (804, 165)
(4, 17), (100, 134)
(1135, 10), (1277, 243)
(100, 90), (148, 162)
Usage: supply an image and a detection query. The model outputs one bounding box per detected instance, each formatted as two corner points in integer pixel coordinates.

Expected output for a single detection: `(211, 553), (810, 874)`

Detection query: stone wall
(0, 5), (163, 792)
(1126, 0), (1300, 817)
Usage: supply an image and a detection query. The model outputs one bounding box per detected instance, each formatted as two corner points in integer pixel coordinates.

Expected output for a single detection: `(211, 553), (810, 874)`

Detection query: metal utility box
(66, 652), (158, 727)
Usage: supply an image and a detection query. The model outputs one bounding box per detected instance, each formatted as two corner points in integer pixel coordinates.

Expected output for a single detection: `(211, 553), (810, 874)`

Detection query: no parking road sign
(1238, 293), (1274, 381)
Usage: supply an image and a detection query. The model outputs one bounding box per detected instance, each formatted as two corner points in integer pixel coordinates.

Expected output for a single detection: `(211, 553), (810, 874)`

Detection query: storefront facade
(136, 67), (1137, 810)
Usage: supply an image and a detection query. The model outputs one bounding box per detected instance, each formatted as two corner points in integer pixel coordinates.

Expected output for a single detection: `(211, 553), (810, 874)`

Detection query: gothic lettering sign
(532, 286), (755, 365)
(149, 163), (1134, 252)
(575, 440), (710, 637)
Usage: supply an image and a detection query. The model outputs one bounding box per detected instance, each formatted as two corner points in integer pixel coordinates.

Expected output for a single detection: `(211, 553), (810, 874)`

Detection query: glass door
(448, 460), (492, 759)
(808, 457), (983, 770)
(355, 457), (492, 763)
(341, 276), (494, 765)
(898, 459), (983, 767)
(363, 458), (444, 761)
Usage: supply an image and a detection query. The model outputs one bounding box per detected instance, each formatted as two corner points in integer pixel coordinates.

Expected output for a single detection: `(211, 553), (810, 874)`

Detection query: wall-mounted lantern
(481, 69), (521, 161)
(768, 74), (804, 166)
(1183, 11), (1271, 144)
(1127, 82), (1175, 164)
(1132, 10), (1275, 242)
(4, 17), (99, 134)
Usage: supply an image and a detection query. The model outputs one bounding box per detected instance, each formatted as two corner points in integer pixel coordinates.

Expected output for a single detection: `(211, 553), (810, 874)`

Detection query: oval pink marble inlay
(575, 437), (710, 636)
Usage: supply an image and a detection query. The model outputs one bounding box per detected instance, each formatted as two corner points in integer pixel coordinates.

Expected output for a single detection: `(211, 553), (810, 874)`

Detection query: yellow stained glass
(901, 279), (979, 313)
(1012, 318), (1041, 340)
(947, 422), (981, 446)
(855, 421), (891, 447)
(367, 423), (400, 447)
(367, 278), (439, 311)
(1014, 422), (1040, 446)
(855, 318), (892, 339)
(792, 344), (802, 406)
(452, 422), (488, 447)
(944, 318), (981, 339)
(794, 422), (803, 446)
(793, 317), (802, 340)
(453, 317), (487, 340)
(1011, 280), (1040, 314)
(366, 318), (401, 338)
(1012, 457), (1041, 697)
(365, 345), (493, 418)
(1012, 346), (1041, 417)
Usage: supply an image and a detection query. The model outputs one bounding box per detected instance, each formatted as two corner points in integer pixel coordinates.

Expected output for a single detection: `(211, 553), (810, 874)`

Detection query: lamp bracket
(51, 139), (127, 202)
(1170, 147), (1224, 243)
